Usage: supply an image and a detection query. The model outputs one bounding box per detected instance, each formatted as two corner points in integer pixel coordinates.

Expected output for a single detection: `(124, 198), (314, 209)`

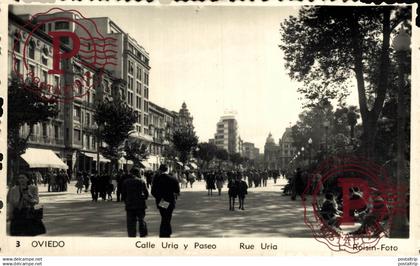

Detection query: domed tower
(177, 102), (194, 129)
(264, 132), (279, 169)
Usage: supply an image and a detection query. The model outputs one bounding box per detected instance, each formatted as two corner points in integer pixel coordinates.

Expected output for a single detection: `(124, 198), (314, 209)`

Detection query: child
(237, 175), (248, 210)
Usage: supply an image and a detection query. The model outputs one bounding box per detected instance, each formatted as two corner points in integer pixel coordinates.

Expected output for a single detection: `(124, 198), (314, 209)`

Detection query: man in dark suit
(151, 164), (180, 238)
(122, 167), (149, 237)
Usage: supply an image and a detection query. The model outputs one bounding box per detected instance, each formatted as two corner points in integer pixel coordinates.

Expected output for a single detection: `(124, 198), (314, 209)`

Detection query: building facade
(8, 10), (162, 177)
(214, 115), (240, 154)
(263, 128), (296, 170)
(148, 102), (177, 171)
(243, 142), (259, 160)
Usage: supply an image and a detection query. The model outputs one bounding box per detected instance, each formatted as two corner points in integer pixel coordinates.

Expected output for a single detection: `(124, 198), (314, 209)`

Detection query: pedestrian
(237, 174), (248, 210)
(151, 164), (180, 238)
(228, 174), (238, 211)
(188, 171), (196, 188)
(291, 168), (306, 201)
(215, 172), (224, 196)
(116, 169), (125, 202)
(122, 167), (149, 237)
(83, 171), (90, 192)
(205, 172), (216, 196)
(90, 171), (99, 202)
(75, 172), (84, 194)
(7, 174), (46, 236)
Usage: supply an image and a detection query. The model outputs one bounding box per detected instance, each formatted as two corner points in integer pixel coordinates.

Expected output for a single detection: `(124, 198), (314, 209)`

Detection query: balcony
(28, 135), (65, 146)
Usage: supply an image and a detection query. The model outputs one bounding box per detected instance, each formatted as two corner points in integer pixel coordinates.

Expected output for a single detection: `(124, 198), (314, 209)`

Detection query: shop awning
(188, 162), (198, 169)
(119, 158), (134, 165)
(82, 152), (110, 163)
(139, 160), (151, 169)
(21, 148), (68, 169)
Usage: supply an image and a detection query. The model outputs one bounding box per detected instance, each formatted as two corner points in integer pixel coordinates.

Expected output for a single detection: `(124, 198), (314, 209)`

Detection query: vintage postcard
(0, 0), (419, 257)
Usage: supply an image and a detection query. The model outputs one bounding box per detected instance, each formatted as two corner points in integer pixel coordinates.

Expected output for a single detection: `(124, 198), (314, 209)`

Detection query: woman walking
(206, 171), (216, 196)
(75, 172), (84, 194)
(215, 172), (224, 196)
(7, 174), (45, 236)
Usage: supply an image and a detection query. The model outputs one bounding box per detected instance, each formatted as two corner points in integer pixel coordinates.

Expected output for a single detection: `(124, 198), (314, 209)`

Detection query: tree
(194, 142), (218, 169)
(8, 77), (59, 180)
(280, 6), (411, 158)
(171, 127), (198, 165)
(124, 139), (149, 168)
(93, 79), (138, 170)
(229, 152), (244, 168)
(215, 148), (229, 169)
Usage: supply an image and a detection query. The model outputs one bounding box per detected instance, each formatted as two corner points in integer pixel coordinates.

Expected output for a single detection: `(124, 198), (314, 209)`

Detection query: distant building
(214, 115), (240, 154)
(243, 142), (259, 160)
(263, 128), (296, 169)
(148, 102), (177, 171)
(278, 127), (296, 169)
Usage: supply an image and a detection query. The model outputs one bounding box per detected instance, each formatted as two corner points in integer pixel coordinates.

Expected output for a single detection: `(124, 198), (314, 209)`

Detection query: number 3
(16, 241), (20, 248)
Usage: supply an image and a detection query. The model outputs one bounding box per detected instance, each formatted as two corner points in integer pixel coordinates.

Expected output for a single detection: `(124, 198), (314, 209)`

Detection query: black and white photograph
(5, 4), (413, 247)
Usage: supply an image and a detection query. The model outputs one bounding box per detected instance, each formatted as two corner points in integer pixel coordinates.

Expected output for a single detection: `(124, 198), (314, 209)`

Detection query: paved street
(37, 178), (313, 237)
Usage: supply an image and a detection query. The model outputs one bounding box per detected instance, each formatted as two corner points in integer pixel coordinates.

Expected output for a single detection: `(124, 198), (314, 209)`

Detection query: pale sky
(12, 5), (358, 150)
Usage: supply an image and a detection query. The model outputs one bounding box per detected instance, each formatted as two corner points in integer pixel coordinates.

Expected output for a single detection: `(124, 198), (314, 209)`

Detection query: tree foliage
(8, 77), (59, 158)
(124, 139), (149, 167)
(93, 80), (137, 167)
(171, 126), (198, 164)
(194, 142), (218, 167)
(280, 6), (411, 158)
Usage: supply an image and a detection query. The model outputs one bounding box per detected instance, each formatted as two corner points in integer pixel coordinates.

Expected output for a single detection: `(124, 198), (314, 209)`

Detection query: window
(48, 23), (52, 32)
(28, 40), (35, 60)
(128, 61), (134, 75)
(42, 70), (48, 83)
(42, 123), (48, 137)
(74, 129), (81, 142)
(85, 113), (90, 126)
(136, 67), (142, 80)
(144, 87), (149, 99)
(60, 37), (70, 45)
(73, 106), (81, 121)
(144, 101), (149, 113)
(54, 76), (60, 88)
(14, 59), (21, 74)
(54, 125), (59, 139)
(14, 33), (21, 53)
(128, 77), (133, 90)
(55, 21), (69, 30)
(144, 72), (149, 85)
(144, 115), (149, 126)
(127, 92), (133, 106)
(85, 72), (91, 87)
(136, 82), (141, 94)
(41, 56), (48, 66)
(86, 134), (91, 149)
(136, 96), (141, 109)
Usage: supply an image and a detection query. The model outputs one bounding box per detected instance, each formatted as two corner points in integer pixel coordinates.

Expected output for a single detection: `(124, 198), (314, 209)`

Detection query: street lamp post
(301, 147), (305, 164)
(323, 121), (330, 157)
(390, 27), (410, 238)
(308, 138), (313, 166)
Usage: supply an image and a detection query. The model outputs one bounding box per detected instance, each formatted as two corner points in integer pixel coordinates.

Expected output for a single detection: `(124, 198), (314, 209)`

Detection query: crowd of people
(9, 163), (391, 238)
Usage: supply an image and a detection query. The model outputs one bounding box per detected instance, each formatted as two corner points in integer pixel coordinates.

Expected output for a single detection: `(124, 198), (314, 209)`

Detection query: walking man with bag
(122, 167), (149, 237)
(151, 164), (180, 238)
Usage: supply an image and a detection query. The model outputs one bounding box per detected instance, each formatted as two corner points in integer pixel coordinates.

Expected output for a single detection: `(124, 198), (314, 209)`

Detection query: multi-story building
(8, 12), (121, 175)
(148, 102), (177, 171)
(214, 115), (240, 154)
(243, 142), (259, 160)
(8, 10), (156, 176)
(263, 128), (296, 170)
(278, 127), (296, 169)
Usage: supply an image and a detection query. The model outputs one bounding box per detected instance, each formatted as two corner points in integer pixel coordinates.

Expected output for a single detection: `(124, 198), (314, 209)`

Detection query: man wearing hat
(151, 164), (180, 237)
(122, 167), (149, 237)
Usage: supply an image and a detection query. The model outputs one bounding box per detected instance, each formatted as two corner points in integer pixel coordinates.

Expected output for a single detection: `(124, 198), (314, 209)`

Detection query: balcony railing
(28, 135), (65, 145)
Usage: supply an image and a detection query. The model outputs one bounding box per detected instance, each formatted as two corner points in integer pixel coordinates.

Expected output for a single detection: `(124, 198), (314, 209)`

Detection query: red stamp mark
(303, 155), (407, 253)
(12, 8), (117, 103)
